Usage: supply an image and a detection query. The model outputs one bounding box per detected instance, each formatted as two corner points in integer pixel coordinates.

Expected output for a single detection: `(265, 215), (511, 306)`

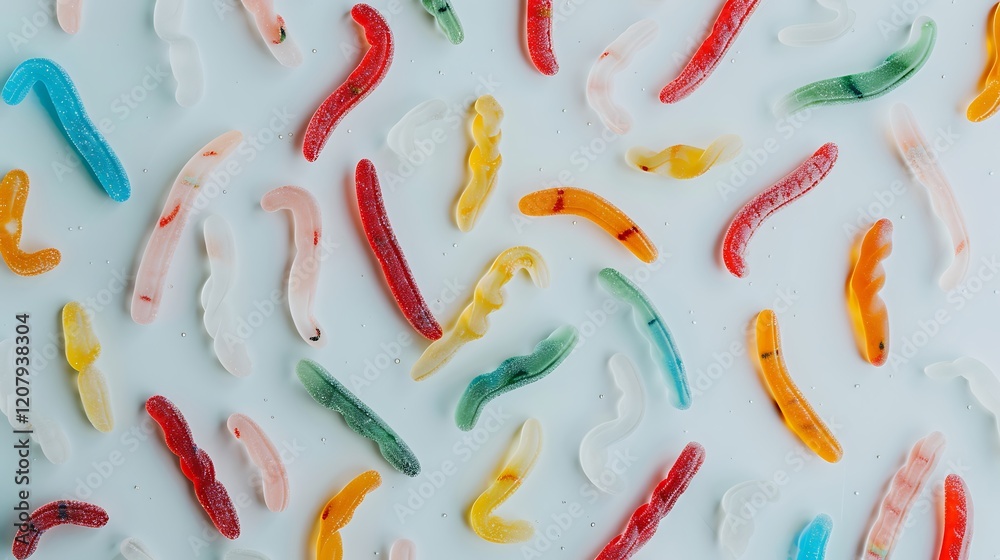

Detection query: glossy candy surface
(11, 500), (108, 559)
(848, 218), (893, 366)
(456, 95), (504, 232)
(0, 170), (60, 276)
(470, 419), (542, 543)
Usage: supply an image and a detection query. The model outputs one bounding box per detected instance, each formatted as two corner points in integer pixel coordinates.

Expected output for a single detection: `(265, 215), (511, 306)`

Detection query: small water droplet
(180, 332), (186, 337)
(278, 135), (283, 139)
(441, 513), (447, 518)
(598, 394), (604, 399)
(394, 359), (400, 364)
(590, 522), (596, 527)
(854, 384), (860, 389)
(321, 438), (327, 442)
(312, 49), (317, 53)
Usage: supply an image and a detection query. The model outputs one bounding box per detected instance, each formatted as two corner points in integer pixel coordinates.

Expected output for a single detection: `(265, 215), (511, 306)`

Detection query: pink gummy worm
(56, 0), (82, 34)
(227, 413), (290, 512)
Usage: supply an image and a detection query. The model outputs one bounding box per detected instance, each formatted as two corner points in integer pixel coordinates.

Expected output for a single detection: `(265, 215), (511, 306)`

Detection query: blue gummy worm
(795, 514), (833, 560)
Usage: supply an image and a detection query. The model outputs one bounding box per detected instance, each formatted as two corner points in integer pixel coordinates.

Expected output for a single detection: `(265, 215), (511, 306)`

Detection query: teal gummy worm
(455, 325), (578, 431)
(794, 514), (833, 560)
(419, 0), (464, 44)
(3, 58), (130, 202)
(296, 358), (421, 477)
(598, 267), (691, 409)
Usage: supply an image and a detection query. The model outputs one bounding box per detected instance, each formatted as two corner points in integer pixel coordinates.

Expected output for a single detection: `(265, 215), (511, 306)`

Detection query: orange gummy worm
(0, 169), (61, 276)
(848, 219), (892, 367)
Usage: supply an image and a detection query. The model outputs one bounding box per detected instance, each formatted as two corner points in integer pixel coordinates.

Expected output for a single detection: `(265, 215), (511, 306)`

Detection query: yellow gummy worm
(469, 418), (542, 543)
(315, 470), (382, 560)
(753, 310), (842, 463)
(62, 302), (114, 432)
(0, 169), (61, 276)
(626, 134), (742, 179)
(455, 94), (503, 232)
(410, 246), (549, 381)
(968, 2), (1000, 122)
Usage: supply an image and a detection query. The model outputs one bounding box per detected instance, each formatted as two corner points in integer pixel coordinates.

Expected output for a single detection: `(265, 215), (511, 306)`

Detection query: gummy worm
(939, 474), (972, 560)
(356, 159), (442, 340)
(754, 310), (842, 462)
(56, 0), (82, 34)
(862, 432), (946, 560)
(390, 539), (416, 560)
(525, 0), (558, 75)
(146, 395), (241, 539)
(3, 59), (130, 202)
(456, 94), (504, 232)
(202, 215), (253, 377)
(775, 17), (936, 116)
(261, 185), (326, 347)
(719, 481), (780, 560)
(11, 500), (109, 560)
(579, 354), (645, 495)
(470, 418), (542, 543)
(0, 169), (61, 276)
(225, 550), (271, 560)
(586, 19), (659, 135)
(596, 442), (705, 560)
(227, 413), (289, 512)
(387, 99), (448, 161)
(659, 0), (761, 103)
(240, 0), (303, 67)
(626, 135), (742, 180)
(967, 3), (1000, 122)
(303, 4), (393, 162)
(154, 0), (205, 107)
(456, 325), (578, 431)
(62, 302), (114, 433)
(794, 514), (833, 560)
(120, 537), (157, 560)
(925, 357), (1000, 441)
(297, 359), (421, 476)
(891, 103), (970, 291)
(132, 133), (242, 325)
(722, 142), (838, 278)
(315, 470), (381, 560)
(419, 0), (464, 44)
(0, 340), (70, 464)
(778, 0), (856, 47)
(848, 218), (892, 367)
(519, 188), (657, 263)
(598, 267), (690, 409)
(410, 246), (549, 381)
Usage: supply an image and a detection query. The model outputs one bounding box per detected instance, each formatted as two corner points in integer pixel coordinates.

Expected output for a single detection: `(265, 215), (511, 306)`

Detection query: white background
(1, 0), (1000, 559)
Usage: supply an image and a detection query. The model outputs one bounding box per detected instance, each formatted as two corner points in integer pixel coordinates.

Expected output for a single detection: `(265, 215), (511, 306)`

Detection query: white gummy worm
(718, 480), (780, 559)
(0, 339), (71, 464)
(227, 413), (290, 512)
(120, 537), (157, 560)
(778, 0), (855, 46)
(926, 357), (1000, 440)
(201, 215), (253, 377)
(387, 99), (449, 161)
(389, 539), (416, 560)
(585, 19), (659, 135)
(578, 353), (645, 494)
(154, 0), (205, 107)
(56, 0), (83, 34)
(225, 550), (271, 560)
(240, 0), (303, 67)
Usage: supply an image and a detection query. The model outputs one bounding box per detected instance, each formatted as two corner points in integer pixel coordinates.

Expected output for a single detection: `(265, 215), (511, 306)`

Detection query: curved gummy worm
(131, 131), (243, 324)
(925, 357), (1000, 441)
(968, 4), (1000, 122)
(11, 500), (108, 559)
(660, 0), (761, 103)
(718, 481), (779, 559)
(0, 340), (70, 464)
(456, 95), (504, 232)
(387, 99), (448, 161)
(120, 537), (157, 560)
(227, 413), (289, 512)
(297, 359), (421, 476)
(419, 0), (463, 44)
(410, 246), (549, 381)
(201, 216), (253, 377)
(579, 353), (645, 494)
(0, 170), (61, 276)
(519, 188), (657, 263)
(598, 268), (690, 409)
(56, 0), (82, 34)
(863, 432), (946, 560)
(470, 418), (542, 543)
(456, 325), (578, 431)
(775, 17), (936, 116)
(304, 4), (393, 162)
(848, 218), (892, 367)
(154, 0), (205, 107)
(586, 19), (659, 134)
(596, 442), (705, 560)
(224, 550), (271, 560)
(939, 474), (972, 560)
(62, 302), (114, 432)
(891, 103), (969, 291)
(525, 0), (557, 75)
(722, 142), (838, 278)
(315, 470), (381, 560)
(261, 185), (326, 347)
(356, 159), (442, 340)
(794, 514), (833, 560)
(240, 0), (303, 67)
(627, 135), (742, 180)
(754, 310), (842, 462)
(390, 539), (416, 560)
(146, 395), (241, 539)
(3, 59), (130, 202)
(778, 0), (855, 47)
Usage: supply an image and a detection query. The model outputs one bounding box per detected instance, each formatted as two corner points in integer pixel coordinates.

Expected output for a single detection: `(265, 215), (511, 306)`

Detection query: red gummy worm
(145, 395), (241, 540)
(11, 500), (108, 560)
(303, 3), (394, 162)
(596, 442), (705, 560)
(659, 0), (761, 103)
(721, 142), (838, 278)
(939, 474), (972, 560)
(525, 0), (558, 75)
(355, 159), (443, 340)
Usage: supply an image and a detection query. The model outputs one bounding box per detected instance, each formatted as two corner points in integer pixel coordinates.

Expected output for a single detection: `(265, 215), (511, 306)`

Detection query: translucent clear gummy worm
(891, 103), (970, 291)
(968, 4), (1000, 122)
(419, 0), (463, 44)
(579, 353), (645, 495)
(778, 0), (855, 47)
(315, 470), (381, 560)
(586, 19), (659, 135)
(470, 418), (542, 543)
(120, 537), (157, 560)
(626, 135), (742, 180)
(11, 500), (109, 559)
(848, 218), (892, 367)
(525, 0), (558, 75)
(939, 474), (973, 560)
(3, 58), (130, 202)
(719, 481), (780, 560)
(227, 413), (289, 512)
(261, 186), (326, 347)
(794, 514), (833, 560)
(390, 539), (416, 560)
(154, 0), (205, 106)
(0, 340), (70, 464)
(387, 99), (448, 161)
(62, 302), (114, 433)
(56, 0), (83, 34)
(456, 94), (504, 232)
(131, 131), (243, 324)
(410, 246), (549, 381)
(202, 215), (253, 377)
(0, 169), (61, 276)
(925, 357), (1000, 441)
(240, 0), (303, 67)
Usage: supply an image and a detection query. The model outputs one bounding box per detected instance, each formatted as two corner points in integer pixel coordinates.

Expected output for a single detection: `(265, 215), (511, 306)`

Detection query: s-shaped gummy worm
(11, 500), (108, 559)
(848, 219), (892, 367)
(315, 470), (381, 560)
